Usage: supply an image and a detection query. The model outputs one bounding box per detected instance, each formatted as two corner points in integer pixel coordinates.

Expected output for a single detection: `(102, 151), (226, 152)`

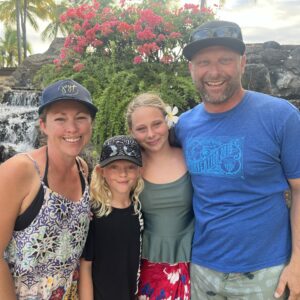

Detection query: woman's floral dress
(4, 155), (90, 299)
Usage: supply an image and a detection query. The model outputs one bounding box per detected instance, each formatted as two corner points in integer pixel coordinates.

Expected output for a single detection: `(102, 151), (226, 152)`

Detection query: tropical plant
(34, 0), (216, 147)
(0, 26), (18, 67)
(0, 25), (32, 67)
(16, 0), (22, 65)
(0, 0), (55, 61)
(41, 1), (70, 41)
(54, 0), (214, 68)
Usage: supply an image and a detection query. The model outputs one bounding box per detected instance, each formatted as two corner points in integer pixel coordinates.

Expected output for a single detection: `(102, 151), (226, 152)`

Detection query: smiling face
(130, 106), (169, 153)
(189, 46), (246, 112)
(101, 160), (140, 201)
(39, 100), (93, 157)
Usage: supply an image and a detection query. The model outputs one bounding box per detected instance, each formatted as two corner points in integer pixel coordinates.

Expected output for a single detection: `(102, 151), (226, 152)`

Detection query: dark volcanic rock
(245, 43), (300, 103)
(12, 38), (65, 88)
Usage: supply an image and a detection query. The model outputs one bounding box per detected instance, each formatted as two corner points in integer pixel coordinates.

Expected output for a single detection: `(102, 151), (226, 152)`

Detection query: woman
(0, 79), (97, 299)
(126, 93), (194, 299)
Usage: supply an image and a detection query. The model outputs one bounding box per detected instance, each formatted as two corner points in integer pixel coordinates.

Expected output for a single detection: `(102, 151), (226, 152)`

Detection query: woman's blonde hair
(90, 165), (144, 217)
(126, 92), (167, 130)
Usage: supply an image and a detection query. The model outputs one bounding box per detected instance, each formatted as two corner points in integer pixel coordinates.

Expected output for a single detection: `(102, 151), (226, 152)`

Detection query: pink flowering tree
(36, 0), (216, 145)
(55, 0), (214, 68)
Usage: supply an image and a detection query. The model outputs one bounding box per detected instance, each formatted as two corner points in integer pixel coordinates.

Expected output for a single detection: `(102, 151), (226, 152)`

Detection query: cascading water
(0, 89), (41, 162)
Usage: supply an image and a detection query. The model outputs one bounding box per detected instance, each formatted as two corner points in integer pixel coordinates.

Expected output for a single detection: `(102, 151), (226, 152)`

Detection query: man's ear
(188, 61), (196, 83)
(241, 54), (247, 74)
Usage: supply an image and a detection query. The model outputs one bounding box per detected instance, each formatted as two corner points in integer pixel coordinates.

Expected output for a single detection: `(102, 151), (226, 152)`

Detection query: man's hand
(274, 263), (300, 300)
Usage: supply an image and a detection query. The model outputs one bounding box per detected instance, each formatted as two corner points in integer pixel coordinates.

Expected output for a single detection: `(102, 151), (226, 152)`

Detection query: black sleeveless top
(14, 153), (85, 231)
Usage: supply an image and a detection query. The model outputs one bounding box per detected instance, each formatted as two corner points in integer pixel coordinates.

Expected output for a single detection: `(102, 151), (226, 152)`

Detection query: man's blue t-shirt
(175, 91), (300, 273)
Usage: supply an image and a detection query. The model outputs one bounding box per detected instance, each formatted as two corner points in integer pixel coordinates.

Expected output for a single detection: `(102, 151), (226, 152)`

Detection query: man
(175, 20), (300, 300)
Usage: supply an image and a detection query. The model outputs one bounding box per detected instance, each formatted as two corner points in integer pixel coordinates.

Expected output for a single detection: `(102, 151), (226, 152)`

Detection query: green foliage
(158, 72), (200, 111)
(33, 64), (73, 88)
(0, 25), (32, 67)
(92, 71), (140, 146)
(0, 0), (56, 62)
(34, 0), (213, 151)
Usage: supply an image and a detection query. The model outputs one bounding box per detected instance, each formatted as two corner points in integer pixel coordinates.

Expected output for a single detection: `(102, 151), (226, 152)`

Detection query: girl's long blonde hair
(90, 165), (144, 217)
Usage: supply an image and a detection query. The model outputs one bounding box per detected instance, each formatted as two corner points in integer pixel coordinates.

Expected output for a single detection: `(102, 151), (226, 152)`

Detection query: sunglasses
(191, 26), (243, 43)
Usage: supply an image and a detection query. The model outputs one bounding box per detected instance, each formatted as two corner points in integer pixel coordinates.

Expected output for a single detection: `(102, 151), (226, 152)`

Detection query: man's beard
(195, 76), (241, 105)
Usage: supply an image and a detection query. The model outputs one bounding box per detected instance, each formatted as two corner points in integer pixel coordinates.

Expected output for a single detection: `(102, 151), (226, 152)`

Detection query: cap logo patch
(109, 145), (118, 156)
(59, 83), (79, 96)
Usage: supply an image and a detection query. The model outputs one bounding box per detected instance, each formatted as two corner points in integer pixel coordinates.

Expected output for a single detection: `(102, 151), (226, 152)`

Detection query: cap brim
(100, 156), (142, 168)
(38, 97), (98, 117)
(183, 37), (245, 60)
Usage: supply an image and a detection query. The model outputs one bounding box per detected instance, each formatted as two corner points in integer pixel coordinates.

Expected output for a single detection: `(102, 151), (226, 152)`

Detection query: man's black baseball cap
(183, 20), (246, 61)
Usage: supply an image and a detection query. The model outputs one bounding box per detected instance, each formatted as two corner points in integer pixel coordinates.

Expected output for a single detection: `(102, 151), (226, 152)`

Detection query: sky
(0, 0), (299, 55)
(215, 0), (300, 45)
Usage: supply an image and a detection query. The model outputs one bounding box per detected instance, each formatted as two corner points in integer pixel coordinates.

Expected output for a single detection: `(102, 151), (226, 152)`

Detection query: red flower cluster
(137, 42), (160, 56)
(137, 28), (156, 41)
(54, 0), (215, 70)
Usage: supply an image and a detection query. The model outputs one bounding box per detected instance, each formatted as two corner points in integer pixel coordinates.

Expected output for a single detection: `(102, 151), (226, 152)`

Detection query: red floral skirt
(138, 259), (190, 300)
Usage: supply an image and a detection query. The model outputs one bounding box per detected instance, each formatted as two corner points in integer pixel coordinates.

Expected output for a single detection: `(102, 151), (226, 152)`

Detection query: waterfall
(3, 90), (40, 106)
(0, 89), (41, 162)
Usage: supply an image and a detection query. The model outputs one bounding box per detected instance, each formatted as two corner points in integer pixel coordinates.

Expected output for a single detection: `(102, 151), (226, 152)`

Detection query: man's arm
(168, 127), (181, 148)
(275, 178), (300, 300)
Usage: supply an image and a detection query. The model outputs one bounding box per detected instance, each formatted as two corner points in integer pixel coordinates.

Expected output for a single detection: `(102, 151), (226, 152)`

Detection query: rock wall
(12, 38), (65, 88)
(244, 41), (300, 108)
(0, 76), (16, 104)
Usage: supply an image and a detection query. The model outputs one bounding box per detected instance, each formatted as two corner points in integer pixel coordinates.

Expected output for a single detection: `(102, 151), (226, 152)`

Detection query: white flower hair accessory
(165, 105), (179, 128)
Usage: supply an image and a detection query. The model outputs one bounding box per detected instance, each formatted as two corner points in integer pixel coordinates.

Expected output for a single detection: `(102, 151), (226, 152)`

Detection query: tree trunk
(16, 0), (22, 65)
(22, 0), (28, 59)
(200, 0), (206, 9)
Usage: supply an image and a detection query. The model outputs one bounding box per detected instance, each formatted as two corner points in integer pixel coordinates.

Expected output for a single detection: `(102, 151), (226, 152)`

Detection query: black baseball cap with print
(100, 135), (143, 167)
(39, 79), (98, 118)
(183, 20), (246, 61)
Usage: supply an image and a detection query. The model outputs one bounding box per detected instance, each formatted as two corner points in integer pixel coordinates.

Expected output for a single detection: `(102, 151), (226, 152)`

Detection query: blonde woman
(126, 93), (194, 299)
(79, 135), (144, 300)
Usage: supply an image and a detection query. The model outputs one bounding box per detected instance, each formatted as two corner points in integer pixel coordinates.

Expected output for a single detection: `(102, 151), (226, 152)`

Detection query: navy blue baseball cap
(39, 79), (98, 118)
(183, 20), (245, 61)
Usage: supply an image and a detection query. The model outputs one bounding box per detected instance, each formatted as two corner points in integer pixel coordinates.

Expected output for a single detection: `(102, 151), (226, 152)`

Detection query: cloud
(218, 0), (300, 45)
(224, 0), (257, 9)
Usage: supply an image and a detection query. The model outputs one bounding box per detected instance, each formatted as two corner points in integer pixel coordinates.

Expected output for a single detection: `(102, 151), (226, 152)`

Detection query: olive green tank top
(140, 172), (194, 263)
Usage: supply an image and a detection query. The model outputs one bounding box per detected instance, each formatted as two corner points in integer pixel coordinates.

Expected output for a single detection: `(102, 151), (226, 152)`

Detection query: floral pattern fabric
(4, 158), (90, 300)
(138, 259), (190, 300)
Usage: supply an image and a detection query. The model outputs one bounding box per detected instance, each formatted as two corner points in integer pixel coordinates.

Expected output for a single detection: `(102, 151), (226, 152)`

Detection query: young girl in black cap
(79, 135), (144, 300)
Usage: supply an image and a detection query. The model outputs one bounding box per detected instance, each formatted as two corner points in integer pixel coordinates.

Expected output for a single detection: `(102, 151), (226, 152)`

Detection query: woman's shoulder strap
(76, 156), (89, 179)
(20, 153), (42, 179)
